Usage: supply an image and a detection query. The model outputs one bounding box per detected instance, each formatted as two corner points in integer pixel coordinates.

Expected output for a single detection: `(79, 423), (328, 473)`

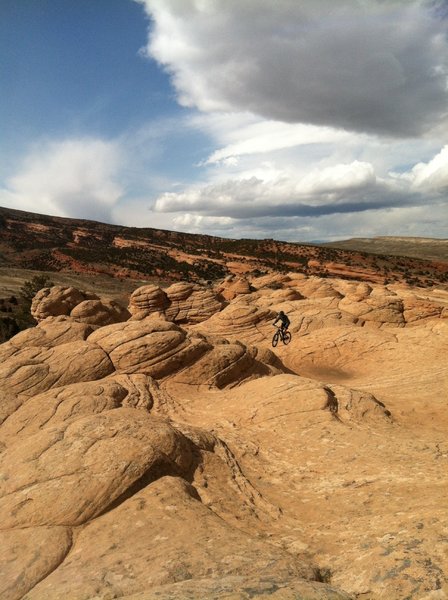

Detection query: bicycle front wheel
(282, 331), (292, 345)
(272, 331), (279, 347)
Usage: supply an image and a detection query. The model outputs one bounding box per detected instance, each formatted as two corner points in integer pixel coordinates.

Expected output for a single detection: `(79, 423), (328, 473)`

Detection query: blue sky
(1, 0), (448, 241)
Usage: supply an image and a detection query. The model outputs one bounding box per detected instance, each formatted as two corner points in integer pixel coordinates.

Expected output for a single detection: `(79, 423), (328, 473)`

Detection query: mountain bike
(272, 325), (291, 347)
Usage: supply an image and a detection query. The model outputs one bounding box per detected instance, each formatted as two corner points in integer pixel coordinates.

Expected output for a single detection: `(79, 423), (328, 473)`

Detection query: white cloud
(409, 145), (448, 190)
(167, 203), (448, 242)
(137, 0), (448, 136)
(153, 159), (393, 217)
(298, 161), (376, 195)
(187, 113), (353, 165)
(132, 0), (448, 241)
(3, 2), (447, 245)
(172, 213), (235, 231)
(0, 138), (123, 222)
(151, 147), (448, 240)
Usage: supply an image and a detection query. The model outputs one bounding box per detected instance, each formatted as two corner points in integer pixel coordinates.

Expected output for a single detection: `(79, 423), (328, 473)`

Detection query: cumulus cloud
(172, 213), (235, 231)
(168, 204), (448, 242)
(151, 146), (448, 240)
(0, 138), (123, 222)
(4, 2), (446, 244)
(153, 159), (404, 218)
(409, 145), (448, 190)
(137, 0), (448, 137)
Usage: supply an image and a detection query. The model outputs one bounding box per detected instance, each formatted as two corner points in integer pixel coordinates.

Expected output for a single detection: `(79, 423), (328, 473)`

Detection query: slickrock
(252, 273), (341, 298)
(88, 318), (283, 387)
(167, 368), (447, 599)
(277, 321), (448, 432)
(22, 476), (329, 600)
(191, 301), (275, 344)
(192, 294), (356, 342)
(0, 316), (93, 362)
(116, 577), (351, 599)
(165, 281), (195, 303)
(172, 339), (282, 388)
(129, 282), (223, 323)
(69, 298), (130, 326)
(266, 287), (303, 302)
(0, 374), (154, 447)
(31, 285), (98, 322)
(293, 277), (343, 299)
(338, 286), (405, 326)
(0, 341), (114, 423)
(0, 526), (72, 600)
(0, 409), (193, 528)
(402, 294), (446, 324)
(165, 281), (223, 323)
(217, 275), (252, 301)
(2, 274), (448, 599)
(88, 318), (211, 378)
(251, 273), (293, 290)
(128, 284), (170, 319)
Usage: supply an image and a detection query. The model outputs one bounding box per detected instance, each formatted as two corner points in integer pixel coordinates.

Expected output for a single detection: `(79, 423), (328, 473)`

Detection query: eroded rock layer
(1, 274), (447, 599)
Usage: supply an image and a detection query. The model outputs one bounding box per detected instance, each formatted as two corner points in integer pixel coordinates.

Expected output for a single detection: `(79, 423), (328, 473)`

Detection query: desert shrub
(4, 274), (56, 336)
(20, 275), (54, 303)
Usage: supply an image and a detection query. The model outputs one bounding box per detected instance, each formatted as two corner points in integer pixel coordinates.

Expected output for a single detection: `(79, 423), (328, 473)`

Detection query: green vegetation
(20, 274), (54, 303)
(0, 274), (54, 343)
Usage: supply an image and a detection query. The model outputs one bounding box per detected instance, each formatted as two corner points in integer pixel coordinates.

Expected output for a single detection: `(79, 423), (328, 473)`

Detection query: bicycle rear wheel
(272, 331), (279, 347)
(282, 331), (292, 345)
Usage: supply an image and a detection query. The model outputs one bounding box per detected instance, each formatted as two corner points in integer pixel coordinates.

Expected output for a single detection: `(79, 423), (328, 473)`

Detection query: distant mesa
(1, 205), (447, 288)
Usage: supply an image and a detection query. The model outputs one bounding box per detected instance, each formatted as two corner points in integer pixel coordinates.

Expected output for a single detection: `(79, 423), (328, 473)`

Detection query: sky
(1, 0), (448, 242)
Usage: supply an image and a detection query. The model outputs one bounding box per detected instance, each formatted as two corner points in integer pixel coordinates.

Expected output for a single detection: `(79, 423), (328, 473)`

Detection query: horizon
(1, 1), (448, 243)
(2, 203), (447, 245)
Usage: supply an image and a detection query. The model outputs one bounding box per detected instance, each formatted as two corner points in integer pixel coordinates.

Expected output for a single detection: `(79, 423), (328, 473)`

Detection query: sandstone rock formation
(31, 286), (97, 321)
(31, 286), (130, 326)
(69, 298), (130, 326)
(1, 274), (448, 599)
(128, 282), (223, 323)
(216, 275), (252, 301)
(0, 341), (114, 424)
(128, 284), (170, 318)
(165, 281), (223, 323)
(0, 316), (93, 361)
(190, 300), (275, 344)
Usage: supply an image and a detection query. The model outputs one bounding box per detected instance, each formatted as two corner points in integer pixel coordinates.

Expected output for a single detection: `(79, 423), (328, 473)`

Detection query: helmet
(279, 310), (285, 316)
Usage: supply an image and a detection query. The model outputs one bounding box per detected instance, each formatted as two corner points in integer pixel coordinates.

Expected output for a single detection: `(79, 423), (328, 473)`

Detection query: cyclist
(273, 310), (290, 333)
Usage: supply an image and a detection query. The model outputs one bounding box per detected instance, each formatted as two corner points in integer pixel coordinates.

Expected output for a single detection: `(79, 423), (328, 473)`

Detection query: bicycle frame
(272, 325), (291, 347)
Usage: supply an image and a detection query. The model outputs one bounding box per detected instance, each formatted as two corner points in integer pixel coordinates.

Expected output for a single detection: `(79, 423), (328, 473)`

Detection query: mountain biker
(273, 310), (290, 333)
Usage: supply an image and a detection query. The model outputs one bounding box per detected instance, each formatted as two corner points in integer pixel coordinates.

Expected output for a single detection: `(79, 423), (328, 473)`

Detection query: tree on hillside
(13, 274), (55, 333)
(20, 274), (54, 303)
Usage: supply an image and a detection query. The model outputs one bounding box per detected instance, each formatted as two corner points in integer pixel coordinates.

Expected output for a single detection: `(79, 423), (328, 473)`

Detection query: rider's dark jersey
(274, 313), (290, 328)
